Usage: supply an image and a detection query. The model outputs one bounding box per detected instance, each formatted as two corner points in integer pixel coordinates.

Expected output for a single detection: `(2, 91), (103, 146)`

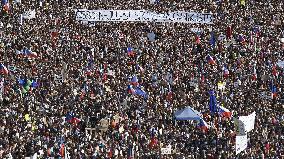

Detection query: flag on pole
(209, 32), (216, 48)
(272, 65), (278, 77)
(217, 105), (232, 118)
(127, 85), (136, 94)
(271, 84), (277, 99)
(195, 35), (201, 44)
(226, 26), (232, 39)
(222, 65), (229, 78)
(136, 64), (145, 73)
(0, 64), (8, 75)
(209, 90), (218, 113)
(198, 118), (209, 132)
(251, 65), (257, 81)
(206, 55), (216, 65)
(59, 139), (64, 157)
(131, 75), (139, 86)
(2, 0), (9, 13)
(135, 86), (148, 100)
(127, 47), (135, 57)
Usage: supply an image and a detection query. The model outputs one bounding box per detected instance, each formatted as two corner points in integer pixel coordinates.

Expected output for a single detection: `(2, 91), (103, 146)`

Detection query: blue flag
(135, 87), (148, 100)
(209, 90), (218, 113)
(209, 32), (216, 48)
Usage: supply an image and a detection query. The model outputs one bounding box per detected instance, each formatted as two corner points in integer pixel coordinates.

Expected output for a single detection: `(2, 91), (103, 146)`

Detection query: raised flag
(209, 32), (216, 48)
(236, 134), (248, 155)
(271, 85), (277, 99)
(136, 64), (145, 73)
(206, 55), (216, 65)
(251, 65), (257, 81)
(127, 47), (135, 57)
(59, 142), (64, 157)
(253, 26), (260, 37)
(198, 118), (209, 132)
(226, 26), (232, 39)
(135, 86), (148, 100)
(2, 0), (9, 13)
(239, 34), (246, 45)
(222, 65), (229, 78)
(131, 75), (139, 86)
(24, 49), (37, 58)
(195, 35), (201, 44)
(127, 85), (136, 94)
(0, 64), (8, 75)
(217, 105), (232, 118)
(272, 65), (278, 77)
(209, 90), (218, 113)
(238, 112), (256, 133)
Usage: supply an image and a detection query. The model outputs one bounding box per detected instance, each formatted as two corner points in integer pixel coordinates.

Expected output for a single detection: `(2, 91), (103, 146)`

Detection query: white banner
(239, 112), (256, 133)
(236, 134), (248, 155)
(234, 118), (246, 135)
(161, 147), (171, 154)
(75, 10), (213, 24)
(23, 10), (36, 19)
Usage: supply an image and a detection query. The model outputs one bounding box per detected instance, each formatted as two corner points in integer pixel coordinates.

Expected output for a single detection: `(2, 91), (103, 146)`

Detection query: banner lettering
(75, 10), (214, 24)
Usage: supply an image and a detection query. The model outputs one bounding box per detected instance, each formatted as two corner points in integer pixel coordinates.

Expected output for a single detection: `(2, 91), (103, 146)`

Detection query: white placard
(239, 112), (256, 133)
(23, 10), (36, 19)
(190, 28), (203, 33)
(259, 92), (272, 100)
(236, 134), (248, 155)
(54, 74), (63, 84)
(161, 147), (171, 154)
(75, 10), (214, 24)
(277, 60), (284, 68)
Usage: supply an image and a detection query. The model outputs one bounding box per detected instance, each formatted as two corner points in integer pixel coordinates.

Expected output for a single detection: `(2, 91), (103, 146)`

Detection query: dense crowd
(0, 0), (284, 158)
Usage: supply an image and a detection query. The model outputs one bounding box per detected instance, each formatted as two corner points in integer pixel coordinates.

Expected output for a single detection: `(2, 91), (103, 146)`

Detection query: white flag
(236, 134), (248, 155)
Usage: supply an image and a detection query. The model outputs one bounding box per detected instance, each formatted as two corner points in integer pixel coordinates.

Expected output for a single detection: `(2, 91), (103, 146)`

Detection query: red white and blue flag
(217, 105), (232, 118)
(206, 55), (216, 65)
(0, 64), (8, 75)
(198, 118), (209, 132)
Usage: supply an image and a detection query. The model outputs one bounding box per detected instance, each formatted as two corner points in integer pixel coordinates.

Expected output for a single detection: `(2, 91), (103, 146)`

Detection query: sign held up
(75, 10), (214, 24)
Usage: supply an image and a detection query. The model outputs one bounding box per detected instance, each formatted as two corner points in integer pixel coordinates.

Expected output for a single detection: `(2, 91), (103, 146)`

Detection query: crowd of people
(0, 0), (283, 158)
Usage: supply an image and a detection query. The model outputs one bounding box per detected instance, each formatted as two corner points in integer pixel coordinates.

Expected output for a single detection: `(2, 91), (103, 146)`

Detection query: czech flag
(127, 85), (136, 94)
(131, 75), (139, 86)
(253, 26), (260, 37)
(59, 143), (64, 157)
(239, 34), (246, 45)
(223, 66), (229, 78)
(0, 64), (8, 75)
(271, 85), (277, 99)
(206, 55), (216, 65)
(198, 118), (209, 132)
(127, 47), (135, 57)
(24, 49), (38, 58)
(2, 0), (9, 13)
(136, 64), (145, 73)
(66, 112), (81, 125)
(217, 105), (232, 118)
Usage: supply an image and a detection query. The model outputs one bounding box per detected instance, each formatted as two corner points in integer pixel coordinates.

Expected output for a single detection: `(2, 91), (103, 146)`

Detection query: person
(0, 0), (283, 158)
